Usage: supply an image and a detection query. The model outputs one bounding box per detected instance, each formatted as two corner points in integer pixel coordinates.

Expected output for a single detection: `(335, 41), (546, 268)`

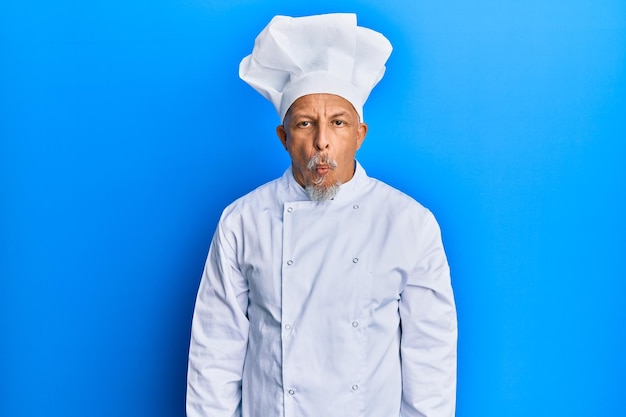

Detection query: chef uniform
(187, 13), (457, 417)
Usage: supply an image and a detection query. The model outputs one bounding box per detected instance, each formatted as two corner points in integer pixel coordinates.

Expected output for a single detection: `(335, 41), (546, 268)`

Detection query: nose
(314, 125), (330, 151)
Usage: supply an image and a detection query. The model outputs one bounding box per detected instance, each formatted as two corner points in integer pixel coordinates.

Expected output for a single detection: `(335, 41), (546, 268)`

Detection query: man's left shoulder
(363, 176), (432, 218)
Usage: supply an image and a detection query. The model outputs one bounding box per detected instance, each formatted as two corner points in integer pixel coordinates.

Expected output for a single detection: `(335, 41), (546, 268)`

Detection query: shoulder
(210, 176), (286, 251)
(363, 175), (433, 220)
(220, 176), (284, 221)
(362, 177), (447, 259)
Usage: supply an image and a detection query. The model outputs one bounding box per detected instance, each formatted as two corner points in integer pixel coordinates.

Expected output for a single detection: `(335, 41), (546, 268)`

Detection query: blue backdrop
(2, 1), (625, 416)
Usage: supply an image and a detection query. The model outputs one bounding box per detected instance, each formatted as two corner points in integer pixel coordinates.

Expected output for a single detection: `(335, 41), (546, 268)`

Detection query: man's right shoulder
(220, 175), (285, 221)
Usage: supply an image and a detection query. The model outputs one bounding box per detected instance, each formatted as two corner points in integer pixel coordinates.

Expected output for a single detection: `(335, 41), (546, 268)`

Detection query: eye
(297, 121), (311, 128)
(333, 120), (346, 126)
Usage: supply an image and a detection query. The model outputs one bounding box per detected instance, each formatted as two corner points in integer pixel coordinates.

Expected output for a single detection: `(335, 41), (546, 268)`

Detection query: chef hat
(239, 13), (393, 122)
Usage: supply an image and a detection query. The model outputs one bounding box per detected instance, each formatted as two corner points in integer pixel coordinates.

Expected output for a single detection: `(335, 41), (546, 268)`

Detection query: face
(276, 94), (368, 199)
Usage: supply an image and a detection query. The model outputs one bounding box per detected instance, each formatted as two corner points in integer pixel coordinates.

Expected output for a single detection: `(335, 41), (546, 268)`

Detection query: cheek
(288, 145), (311, 166)
(340, 140), (359, 158)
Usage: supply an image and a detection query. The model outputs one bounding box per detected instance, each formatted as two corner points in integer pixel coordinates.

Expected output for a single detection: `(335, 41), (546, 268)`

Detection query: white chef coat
(187, 161), (457, 417)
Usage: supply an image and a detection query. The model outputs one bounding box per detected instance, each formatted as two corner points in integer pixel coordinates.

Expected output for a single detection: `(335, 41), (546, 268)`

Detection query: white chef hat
(239, 13), (393, 122)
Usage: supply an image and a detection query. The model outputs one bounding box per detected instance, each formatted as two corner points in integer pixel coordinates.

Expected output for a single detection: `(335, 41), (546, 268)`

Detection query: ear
(276, 125), (288, 150)
(356, 122), (368, 151)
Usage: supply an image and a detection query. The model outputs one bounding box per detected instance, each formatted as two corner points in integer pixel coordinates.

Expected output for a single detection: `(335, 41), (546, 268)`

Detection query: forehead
(287, 94), (358, 118)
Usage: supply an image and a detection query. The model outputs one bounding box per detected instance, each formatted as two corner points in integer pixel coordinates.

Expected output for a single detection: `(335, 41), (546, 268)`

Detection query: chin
(305, 182), (341, 201)
(310, 173), (338, 187)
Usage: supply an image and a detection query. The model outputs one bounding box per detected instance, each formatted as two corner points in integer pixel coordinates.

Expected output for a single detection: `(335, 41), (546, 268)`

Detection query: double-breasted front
(187, 162), (457, 417)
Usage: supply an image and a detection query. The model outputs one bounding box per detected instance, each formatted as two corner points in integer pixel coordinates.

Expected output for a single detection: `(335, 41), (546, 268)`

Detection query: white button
(284, 324), (292, 330)
(287, 260), (293, 266)
(287, 207), (293, 213)
(288, 389), (295, 395)
(353, 204), (359, 209)
(352, 384), (359, 391)
(352, 321), (359, 327)
(352, 258), (359, 263)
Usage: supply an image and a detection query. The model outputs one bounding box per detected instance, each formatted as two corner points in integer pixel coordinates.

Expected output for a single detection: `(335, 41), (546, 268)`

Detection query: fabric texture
(187, 162), (457, 417)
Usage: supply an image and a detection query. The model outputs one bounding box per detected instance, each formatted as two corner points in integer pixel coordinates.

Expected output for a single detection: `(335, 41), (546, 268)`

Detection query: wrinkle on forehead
(285, 93), (359, 122)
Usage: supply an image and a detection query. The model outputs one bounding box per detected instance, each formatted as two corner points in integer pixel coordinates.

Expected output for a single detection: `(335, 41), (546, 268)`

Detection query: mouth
(315, 164), (330, 176)
(306, 154), (338, 186)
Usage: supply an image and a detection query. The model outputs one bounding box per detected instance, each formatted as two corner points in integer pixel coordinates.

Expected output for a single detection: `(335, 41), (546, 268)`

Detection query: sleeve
(186, 219), (250, 417)
(399, 211), (457, 417)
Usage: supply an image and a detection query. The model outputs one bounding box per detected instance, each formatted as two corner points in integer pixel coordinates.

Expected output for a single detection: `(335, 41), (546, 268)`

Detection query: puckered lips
(315, 164), (330, 176)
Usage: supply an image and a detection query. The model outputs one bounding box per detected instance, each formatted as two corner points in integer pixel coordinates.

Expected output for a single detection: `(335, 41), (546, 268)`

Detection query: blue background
(2, 1), (625, 416)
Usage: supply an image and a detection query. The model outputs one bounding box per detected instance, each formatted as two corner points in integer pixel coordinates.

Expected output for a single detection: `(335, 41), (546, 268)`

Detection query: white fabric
(239, 13), (392, 121)
(187, 162), (457, 417)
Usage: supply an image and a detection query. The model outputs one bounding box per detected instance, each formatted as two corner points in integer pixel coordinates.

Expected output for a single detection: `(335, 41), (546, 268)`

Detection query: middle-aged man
(187, 13), (457, 417)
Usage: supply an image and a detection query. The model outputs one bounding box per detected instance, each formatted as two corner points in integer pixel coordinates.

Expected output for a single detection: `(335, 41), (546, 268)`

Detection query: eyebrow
(290, 111), (349, 120)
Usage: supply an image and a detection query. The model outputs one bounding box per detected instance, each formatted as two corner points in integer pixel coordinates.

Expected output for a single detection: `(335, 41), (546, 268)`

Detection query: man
(187, 13), (457, 417)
